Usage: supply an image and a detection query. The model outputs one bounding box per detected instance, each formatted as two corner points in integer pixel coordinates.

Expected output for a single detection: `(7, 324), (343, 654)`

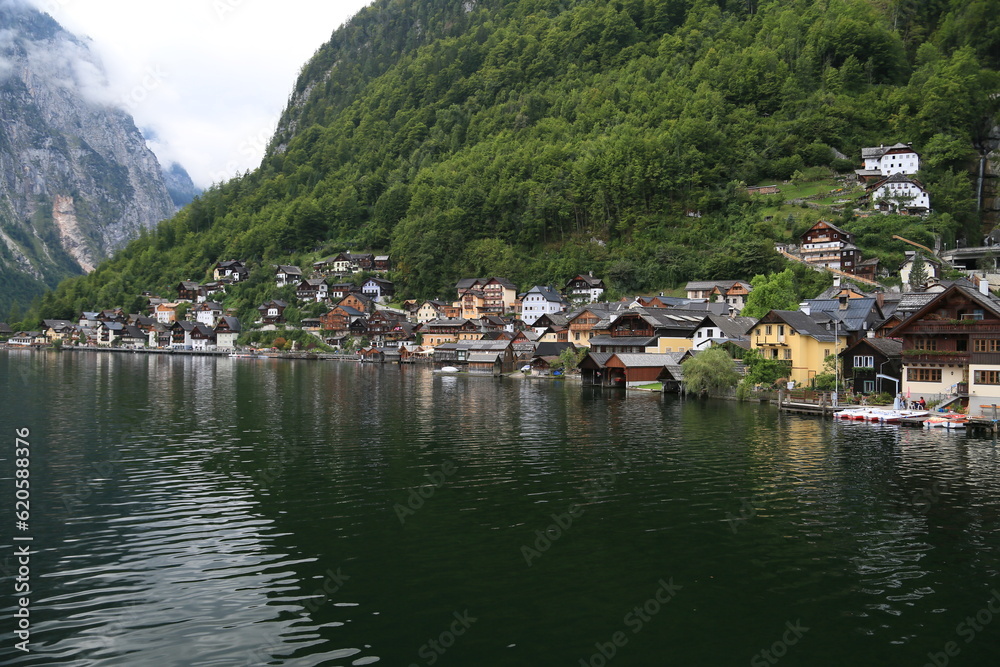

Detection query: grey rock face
(0, 1), (175, 309)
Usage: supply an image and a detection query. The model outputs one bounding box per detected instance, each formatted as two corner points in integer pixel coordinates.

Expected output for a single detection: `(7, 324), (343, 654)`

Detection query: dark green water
(2, 351), (1000, 666)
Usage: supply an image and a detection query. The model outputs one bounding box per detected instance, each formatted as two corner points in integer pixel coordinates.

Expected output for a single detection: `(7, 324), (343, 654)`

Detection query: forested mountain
(0, 0), (178, 316)
(25, 0), (1000, 323)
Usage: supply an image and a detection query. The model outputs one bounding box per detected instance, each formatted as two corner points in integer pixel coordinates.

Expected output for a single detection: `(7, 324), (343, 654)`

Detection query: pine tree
(908, 253), (928, 290)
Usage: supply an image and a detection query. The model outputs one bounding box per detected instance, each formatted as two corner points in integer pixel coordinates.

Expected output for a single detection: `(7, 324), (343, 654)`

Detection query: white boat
(835, 408), (929, 423)
(434, 366), (460, 374)
(924, 413), (968, 429)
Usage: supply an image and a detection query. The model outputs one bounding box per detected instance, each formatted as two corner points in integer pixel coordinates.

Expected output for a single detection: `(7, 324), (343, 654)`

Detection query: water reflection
(1, 353), (999, 666)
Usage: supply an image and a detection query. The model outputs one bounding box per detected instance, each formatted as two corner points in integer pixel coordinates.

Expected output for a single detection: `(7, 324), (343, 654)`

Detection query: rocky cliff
(0, 0), (176, 313)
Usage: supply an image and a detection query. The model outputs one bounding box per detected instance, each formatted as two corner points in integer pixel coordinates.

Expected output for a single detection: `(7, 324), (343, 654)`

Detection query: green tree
(741, 269), (799, 318)
(681, 348), (741, 396)
(908, 253), (928, 290)
(551, 346), (586, 373)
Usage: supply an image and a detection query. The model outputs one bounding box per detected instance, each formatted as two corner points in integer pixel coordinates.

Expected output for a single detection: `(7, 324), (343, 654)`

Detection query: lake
(2, 350), (1000, 666)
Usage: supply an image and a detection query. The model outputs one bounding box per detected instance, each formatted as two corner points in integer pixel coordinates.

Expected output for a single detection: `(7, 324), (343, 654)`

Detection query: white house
(521, 285), (567, 325)
(194, 302), (223, 327)
(361, 278), (395, 303)
(871, 173), (930, 214)
(564, 274), (606, 303)
(857, 143), (920, 182)
(275, 265), (302, 287)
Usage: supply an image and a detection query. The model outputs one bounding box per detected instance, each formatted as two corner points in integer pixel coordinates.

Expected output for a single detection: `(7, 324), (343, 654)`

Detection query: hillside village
(5, 143), (1000, 414)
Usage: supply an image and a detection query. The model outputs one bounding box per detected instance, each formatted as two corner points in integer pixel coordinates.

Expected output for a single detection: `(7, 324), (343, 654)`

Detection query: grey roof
(526, 285), (564, 302)
(584, 352), (613, 368)
(216, 316), (242, 332)
(42, 319), (75, 330)
(0, 322), (12, 333)
(611, 353), (685, 367)
(895, 291), (938, 314)
(803, 298), (881, 332)
(705, 315), (756, 339)
(588, 336), (658, 348)
(457, 277), (516, 290)
(861, 143), (913, 159)
(535, 342), (575, 357)
(685, 280), (739, 291)
(277, 265), (302, 274)
(456, 340), (513, 351)
(422, 318), (471, 328)
(876, 172), (924, 186)
(535, 312), (570, 327)
(468, 352), (502, 363)
(762, 310), (840, 342)
(844, 337), (902, 358)
(300, 278), (326, 287)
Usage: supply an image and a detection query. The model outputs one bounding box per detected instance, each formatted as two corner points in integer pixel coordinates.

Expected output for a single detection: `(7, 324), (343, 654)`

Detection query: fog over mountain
(0, 0), (185, 314)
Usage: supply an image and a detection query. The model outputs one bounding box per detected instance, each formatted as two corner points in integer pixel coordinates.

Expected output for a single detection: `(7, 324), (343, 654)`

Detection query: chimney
(876, 291), (884, 309)
(839, 295), (849, 310)
(833, 276), (841, 288)
(799, 302), (811, 316)
(981, 278), (990, 296)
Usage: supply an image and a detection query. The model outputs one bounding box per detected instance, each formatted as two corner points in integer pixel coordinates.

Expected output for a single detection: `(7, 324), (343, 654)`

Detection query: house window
(765, 325), (773, 335)
(974, 339), (1000, 353)
(778, 325), (784, 336)
(854, 355), (874, 368)
(974, 370), (1000, 385)
(908, 368), (942, 383)
(783, 349), (792, 360)
(863, 380), (875, 392)
(913, 339), (937, 351)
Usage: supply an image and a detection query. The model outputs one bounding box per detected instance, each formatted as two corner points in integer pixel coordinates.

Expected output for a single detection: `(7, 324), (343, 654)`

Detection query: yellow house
(415, 300), (447, 324)
(648, 336), (695, 354)
(750, 310), (847, 386)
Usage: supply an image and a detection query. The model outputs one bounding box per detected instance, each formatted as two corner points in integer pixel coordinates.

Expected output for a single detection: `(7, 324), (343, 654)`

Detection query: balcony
(902, 350), (969, 364)
(611, 328), (654, 337)
(905, 321), (1000, 333)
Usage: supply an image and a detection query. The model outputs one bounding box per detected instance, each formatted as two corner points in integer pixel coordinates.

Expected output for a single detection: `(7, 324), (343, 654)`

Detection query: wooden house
(339, 292), (374, 314)
(840, 336), (902, 396)
(362, 277), (395, 303)
(321, 305), (363, 332)
(257, 300), (288, 325)
(564, 273), (605, 303)
(888, 283), (1000, 412)
(214, 316), (241, 349)
(176, 281), (203, 302)
(213, 260), (248, 282)
(275, 265), (302, 287)
(296, 278), (329, 302)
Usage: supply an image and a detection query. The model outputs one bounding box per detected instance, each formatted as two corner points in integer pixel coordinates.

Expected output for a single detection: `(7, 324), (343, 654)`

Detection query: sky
(28, 0), (373, 188)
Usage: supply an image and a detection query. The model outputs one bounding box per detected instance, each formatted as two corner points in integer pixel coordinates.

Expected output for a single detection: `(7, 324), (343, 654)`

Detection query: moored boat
(924, 413), (968, 429)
